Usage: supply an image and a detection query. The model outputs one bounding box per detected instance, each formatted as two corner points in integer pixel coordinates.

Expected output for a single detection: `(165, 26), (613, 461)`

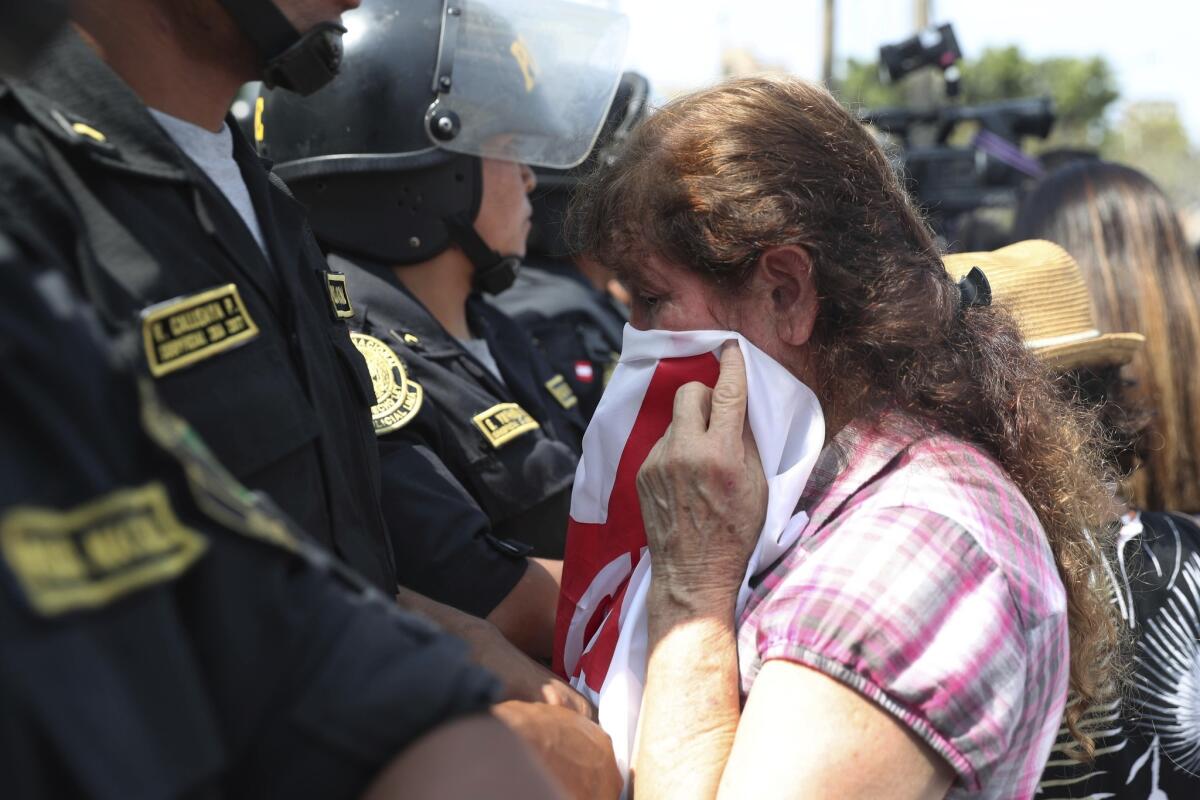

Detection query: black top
(1037, 510), (1200, 798)
(488, 259), (627, 422)
(0, 32), (394, 591)
(333, 254), (585, 561)
(0, 244), (497, 800)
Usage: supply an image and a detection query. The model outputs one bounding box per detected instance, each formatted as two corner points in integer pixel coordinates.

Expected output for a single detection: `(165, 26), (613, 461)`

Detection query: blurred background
(231, 1), (1197, 249)
(612, 0), (1200, 249)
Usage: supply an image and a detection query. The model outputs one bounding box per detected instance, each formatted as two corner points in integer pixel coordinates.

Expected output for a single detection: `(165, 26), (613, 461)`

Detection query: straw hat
(943, 239), (1145, 371)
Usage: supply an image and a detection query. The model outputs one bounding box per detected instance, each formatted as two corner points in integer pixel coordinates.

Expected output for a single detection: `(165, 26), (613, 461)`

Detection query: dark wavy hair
(569, 75), (1122, 756)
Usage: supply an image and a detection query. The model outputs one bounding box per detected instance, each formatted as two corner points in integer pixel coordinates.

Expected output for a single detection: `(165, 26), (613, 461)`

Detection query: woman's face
(627, 254), (794, 367)
(474, 156), (537, 258)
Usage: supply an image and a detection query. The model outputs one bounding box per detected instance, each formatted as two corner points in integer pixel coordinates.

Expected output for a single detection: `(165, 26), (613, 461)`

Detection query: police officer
(0, 244), (569, 799)
(489, 72), (649, 422)
(0, 7), (579, 796)
(0, 0), (588, 707)
(259, 0), (628, 586)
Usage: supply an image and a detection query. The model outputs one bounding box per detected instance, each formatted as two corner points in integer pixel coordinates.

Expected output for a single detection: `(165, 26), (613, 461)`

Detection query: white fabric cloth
(148, 109), (269, 258)
(566, 325), (825, 786)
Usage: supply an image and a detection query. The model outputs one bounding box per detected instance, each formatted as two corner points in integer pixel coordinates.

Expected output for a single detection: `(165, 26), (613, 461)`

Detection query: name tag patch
(0, 483), (208, 616)
(545, 374), (579, 410)
(141, 284), (259, 377)
(324, 272), (355, 319)
(350, 332), (423, 435)
(473, 402), (540, 448)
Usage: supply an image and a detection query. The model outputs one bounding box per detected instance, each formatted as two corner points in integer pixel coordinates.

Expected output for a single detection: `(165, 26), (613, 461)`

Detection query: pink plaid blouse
(736, 412), (1069, 799)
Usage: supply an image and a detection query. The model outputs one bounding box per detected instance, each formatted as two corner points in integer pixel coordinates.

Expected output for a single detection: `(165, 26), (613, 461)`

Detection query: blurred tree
(837, 56), (904, 111)
(1102, 102), (1200, 205)
(835, 46), (1119, 147)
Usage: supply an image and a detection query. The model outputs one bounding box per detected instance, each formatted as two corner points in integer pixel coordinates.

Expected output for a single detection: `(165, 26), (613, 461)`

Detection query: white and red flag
(553, 326), (825, 784)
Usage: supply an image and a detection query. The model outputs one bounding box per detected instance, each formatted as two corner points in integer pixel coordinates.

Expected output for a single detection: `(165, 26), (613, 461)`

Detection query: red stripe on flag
(553, 353), (721, 685)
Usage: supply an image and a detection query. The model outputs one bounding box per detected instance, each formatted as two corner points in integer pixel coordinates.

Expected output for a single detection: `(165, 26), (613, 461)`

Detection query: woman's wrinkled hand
(635, 341), (768, 615)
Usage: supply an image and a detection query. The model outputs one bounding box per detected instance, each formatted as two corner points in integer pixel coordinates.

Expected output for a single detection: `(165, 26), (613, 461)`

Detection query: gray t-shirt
(459, 337), (506, 386)
(149, 109), (269, 258)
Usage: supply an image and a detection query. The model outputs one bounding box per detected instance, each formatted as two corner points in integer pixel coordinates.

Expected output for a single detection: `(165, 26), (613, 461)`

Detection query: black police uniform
(0, 238), (498, 800)
(0, 32), (395, 592)
(332, 254), (586, 561)
(489, 257), (628, 422)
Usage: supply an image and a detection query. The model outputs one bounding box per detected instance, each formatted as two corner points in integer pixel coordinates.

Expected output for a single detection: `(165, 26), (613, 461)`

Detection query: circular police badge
(349, 332), (423, 435)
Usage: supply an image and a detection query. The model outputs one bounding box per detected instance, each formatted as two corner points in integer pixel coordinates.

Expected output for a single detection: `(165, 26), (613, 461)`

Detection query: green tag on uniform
(137, 379), (299, 554)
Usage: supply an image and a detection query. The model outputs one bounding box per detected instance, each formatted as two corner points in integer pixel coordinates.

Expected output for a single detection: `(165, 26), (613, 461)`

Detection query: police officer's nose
(522, 163), (537, 194)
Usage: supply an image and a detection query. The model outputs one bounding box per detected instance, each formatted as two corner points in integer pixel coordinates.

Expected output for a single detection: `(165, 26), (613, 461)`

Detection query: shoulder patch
(254, 96), (266, 144)
(323, 271), (355, 319)
(141, 284), (259, 377)
(472, 402), (540, 448)
(0, 483), (208, 617)
(350, 332), (423, 435)
(545, 374), (579, 410)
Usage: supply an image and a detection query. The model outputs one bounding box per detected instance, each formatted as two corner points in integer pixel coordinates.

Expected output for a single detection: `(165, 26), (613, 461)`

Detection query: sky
(611, 0), (1200, 142)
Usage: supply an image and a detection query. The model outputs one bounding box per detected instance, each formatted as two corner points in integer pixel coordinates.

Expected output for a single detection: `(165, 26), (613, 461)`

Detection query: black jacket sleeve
(0, 253), (499, 800)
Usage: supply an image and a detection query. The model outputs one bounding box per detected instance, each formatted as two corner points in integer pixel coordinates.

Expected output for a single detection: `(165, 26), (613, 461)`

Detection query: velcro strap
(214, 0), (299, 61)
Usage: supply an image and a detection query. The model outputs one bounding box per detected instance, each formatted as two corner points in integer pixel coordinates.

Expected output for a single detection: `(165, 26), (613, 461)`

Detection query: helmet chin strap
(0, 0), (68, 76)
(443, 213), (521, 295)
(215, 0), (345, 96)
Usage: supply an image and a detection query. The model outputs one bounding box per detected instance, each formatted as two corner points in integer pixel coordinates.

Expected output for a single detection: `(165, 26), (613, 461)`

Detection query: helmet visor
(425, 0), (630, 169)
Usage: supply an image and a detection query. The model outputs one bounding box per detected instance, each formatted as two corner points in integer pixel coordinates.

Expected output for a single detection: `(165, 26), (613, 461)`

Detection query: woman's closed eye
(630, 293), (668, 326)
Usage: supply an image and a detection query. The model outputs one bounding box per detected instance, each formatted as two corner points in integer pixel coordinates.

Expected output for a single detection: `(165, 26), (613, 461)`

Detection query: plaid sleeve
(751, 506), (1028, 791)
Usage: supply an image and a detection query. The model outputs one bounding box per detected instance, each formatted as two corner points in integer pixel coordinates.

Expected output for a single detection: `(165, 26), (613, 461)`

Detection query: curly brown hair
(569, 75), (1123, 757)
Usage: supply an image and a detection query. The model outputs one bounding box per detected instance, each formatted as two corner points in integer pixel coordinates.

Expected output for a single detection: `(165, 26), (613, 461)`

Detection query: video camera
(860, 23), (1055, 239)
(879, 23), (963, 95)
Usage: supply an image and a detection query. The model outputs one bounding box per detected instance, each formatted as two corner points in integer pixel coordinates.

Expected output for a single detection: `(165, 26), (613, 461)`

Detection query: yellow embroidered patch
(545, 374), (578, 410)
(510, 37), (538, 92)
(70, 121), (107, 143)
(472, 402), (540, 448)
(350, 332), (423, 435)
(0, 483), (208, 617)
(141, 284), (259, 377)
(254, 96), (265, 144)
(324, 272), (355, 319)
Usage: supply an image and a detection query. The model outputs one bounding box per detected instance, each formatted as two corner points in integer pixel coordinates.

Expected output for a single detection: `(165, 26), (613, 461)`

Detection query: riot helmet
(528, 70), (649, 260)
(258, 0), (629, 294)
